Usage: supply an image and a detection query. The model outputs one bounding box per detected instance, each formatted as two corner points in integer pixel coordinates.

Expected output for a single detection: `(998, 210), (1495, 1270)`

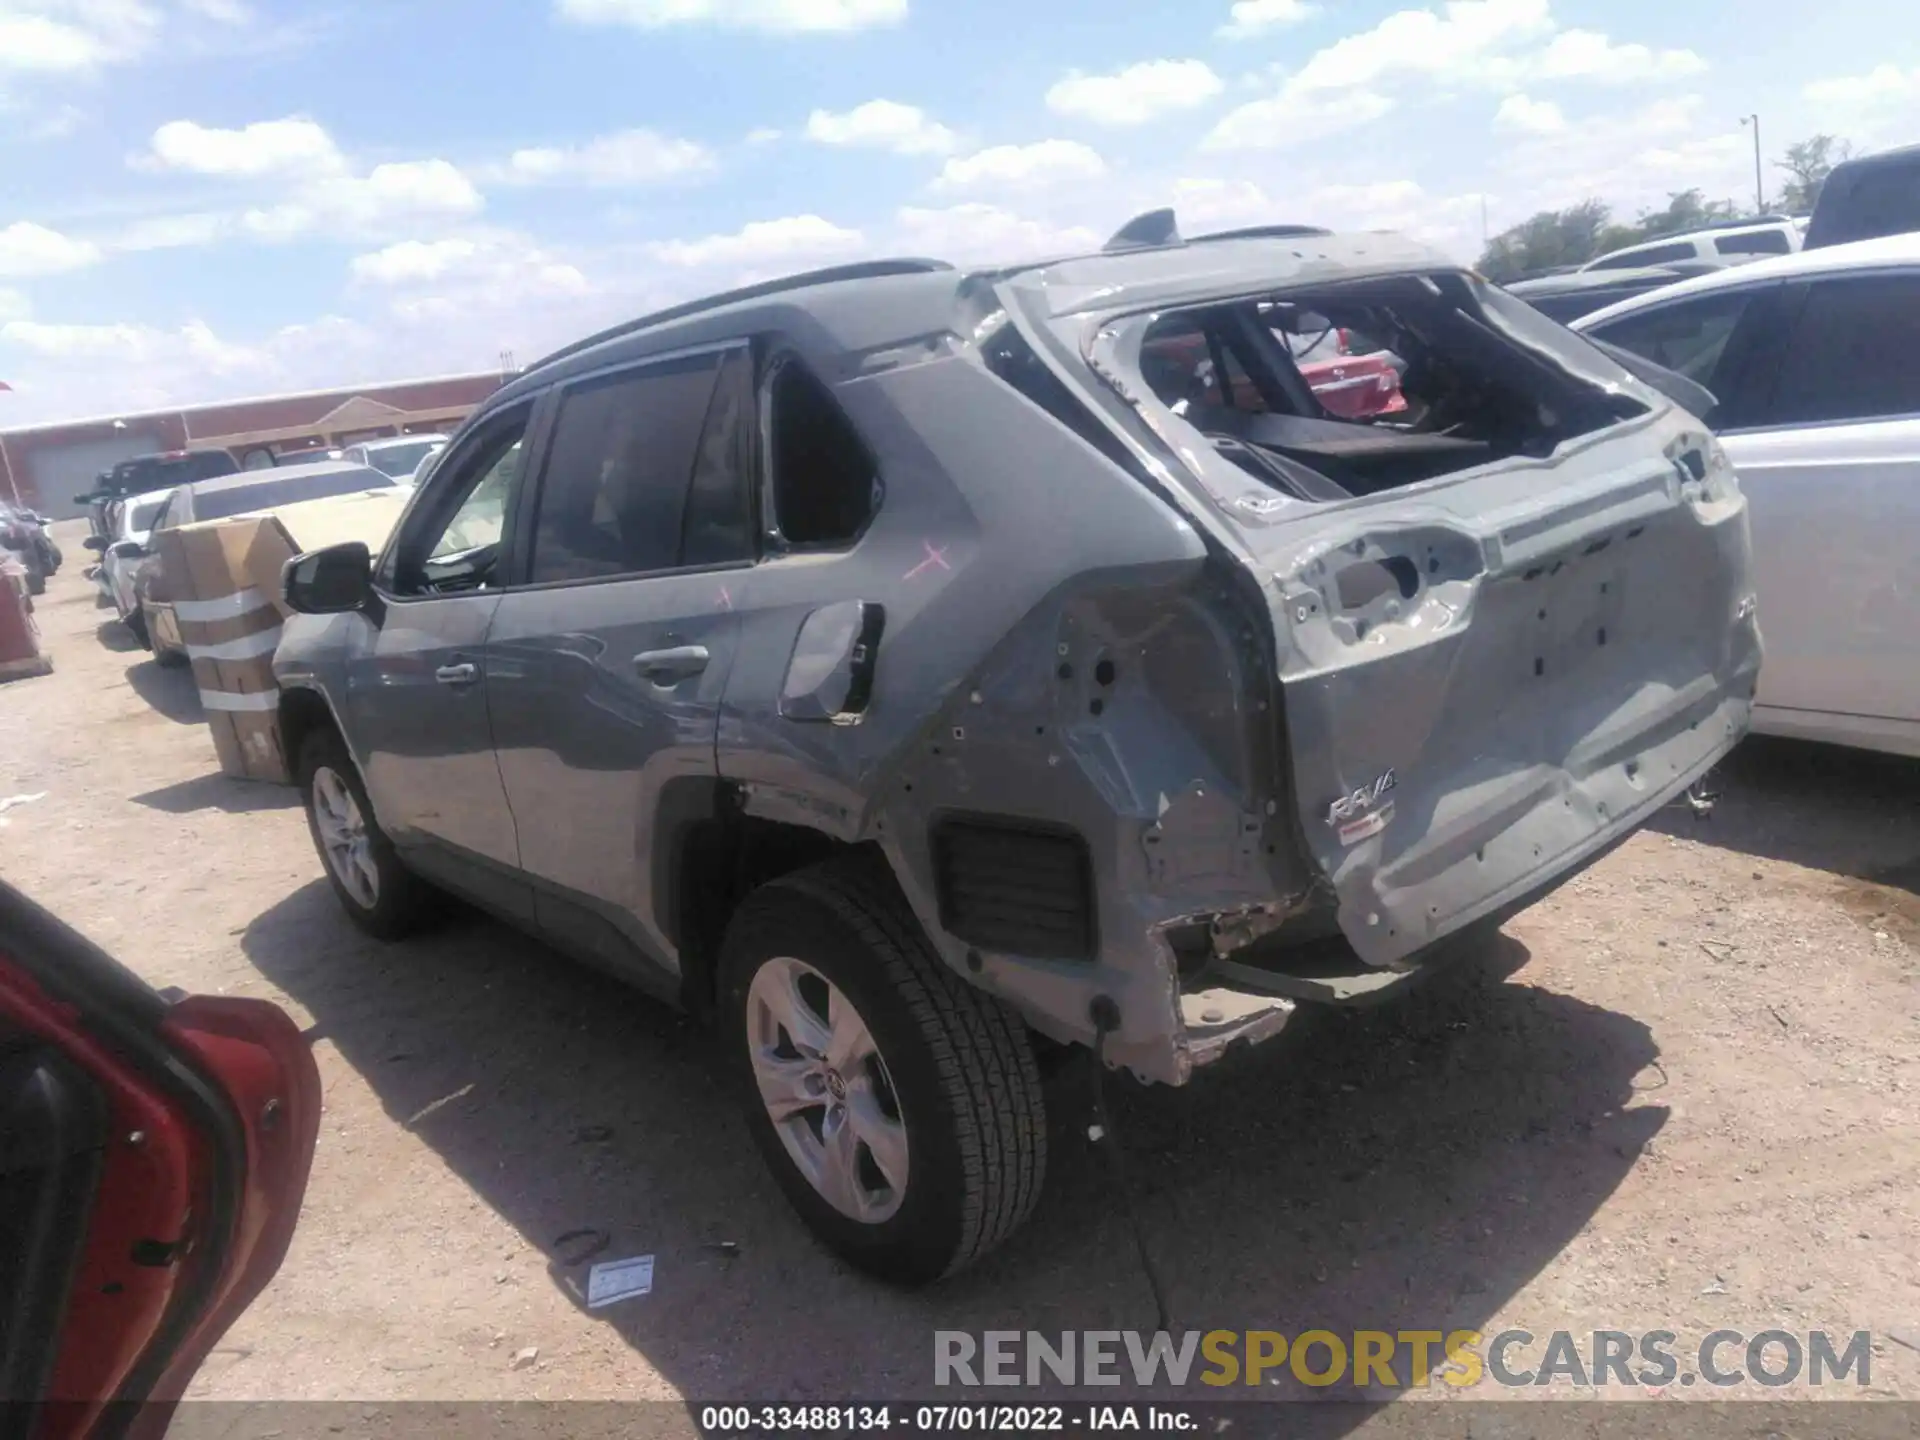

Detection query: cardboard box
(156, 487), (410, 783)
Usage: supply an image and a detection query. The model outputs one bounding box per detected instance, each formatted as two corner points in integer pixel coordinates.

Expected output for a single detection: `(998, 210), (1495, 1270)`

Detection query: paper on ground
(586, 1254), (655, 1309)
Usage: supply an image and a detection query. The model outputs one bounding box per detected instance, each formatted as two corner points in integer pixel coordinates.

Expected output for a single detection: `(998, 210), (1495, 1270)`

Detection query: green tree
(1627, 188), (1740, 243)
(1773, 134), (1854, 213)
(1478, 199), (1620, 281)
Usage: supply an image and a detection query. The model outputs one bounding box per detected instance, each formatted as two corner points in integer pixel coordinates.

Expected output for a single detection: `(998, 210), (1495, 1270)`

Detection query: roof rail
(1190, 224), (1333, 243)
(525, 257), (956, 375)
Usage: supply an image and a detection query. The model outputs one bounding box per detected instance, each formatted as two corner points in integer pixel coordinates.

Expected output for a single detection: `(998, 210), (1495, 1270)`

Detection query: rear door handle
(435, 662), (479, 686)
(632, 645), (710, 683)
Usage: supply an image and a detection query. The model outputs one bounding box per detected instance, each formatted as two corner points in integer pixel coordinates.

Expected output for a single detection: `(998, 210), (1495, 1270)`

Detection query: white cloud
(1533, 29), (1705, 83)
(144, 116), (343, 177)
(0, 221), (101, 277)
(1202, 87), (1394, 151)
(646, 214), (865, 269)
(893, 204), (1099, 263)
(1219, 0), (1315, 37)
(1287, 0), (1552, 92)
(0, 288), (28, 323)
(112, 212), (232, 251)
(350, 238), (481, 285)
(1045, 60), (1224, 127)
(805, 100), (956, 155)
(932, 139), (1106, 194)
(178, 0), (252, 19)
(500, 128), (715, 186)
(0, 9), (114, 72)
(555, 0), (906, 32)
(1804, 64), (1920, 139)
(1492, 95), (1752, 223)
(1495, 93), (1564, 133)
(1169, 177), (1285, 230)
(242, 159), (484, 241)
(0, 317), (260, 375)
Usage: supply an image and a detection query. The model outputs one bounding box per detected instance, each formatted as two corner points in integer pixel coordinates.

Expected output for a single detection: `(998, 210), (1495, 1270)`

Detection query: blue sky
(1, 0), (1915, 423)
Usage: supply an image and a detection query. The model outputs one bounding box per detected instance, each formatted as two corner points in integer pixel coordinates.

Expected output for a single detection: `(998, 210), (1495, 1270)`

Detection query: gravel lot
(3, 524), (1916, 1414)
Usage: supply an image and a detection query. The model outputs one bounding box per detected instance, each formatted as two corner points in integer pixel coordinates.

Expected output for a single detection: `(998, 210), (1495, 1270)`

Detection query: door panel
(1723, 421), (1920, 724)
(487, 584), (741, 986)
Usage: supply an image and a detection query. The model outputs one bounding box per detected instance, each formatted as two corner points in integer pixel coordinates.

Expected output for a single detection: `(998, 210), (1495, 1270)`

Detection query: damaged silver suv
(272, 213), (1762, 1282)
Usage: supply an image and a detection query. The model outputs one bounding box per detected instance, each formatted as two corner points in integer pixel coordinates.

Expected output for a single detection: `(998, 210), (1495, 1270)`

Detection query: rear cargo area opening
(1133, 271), (1651, 503)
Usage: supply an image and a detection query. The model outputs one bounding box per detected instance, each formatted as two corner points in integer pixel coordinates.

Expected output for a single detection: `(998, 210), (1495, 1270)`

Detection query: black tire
(123, 607), (149, 647)
(296, 728), (437, 940)
(719, 857), (1047, 1283)
(154, 639), (188, 667)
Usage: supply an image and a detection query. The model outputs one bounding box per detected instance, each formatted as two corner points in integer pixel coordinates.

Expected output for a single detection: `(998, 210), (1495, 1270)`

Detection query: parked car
(0, 501), (62, 595)
(0, 877), (320, 1435)
(82, 486), (174, 644)
(74, 449), (240, 545)
(1574, 229), (1920, 757)
(1803, 142), (1920, 250)
(1579, 215), (1804, 273)
(129, 461), (396, 665)
(271, 222), (1759, 1282)
(1507, 263), (1714, 324)
(340, 434), (450, 482)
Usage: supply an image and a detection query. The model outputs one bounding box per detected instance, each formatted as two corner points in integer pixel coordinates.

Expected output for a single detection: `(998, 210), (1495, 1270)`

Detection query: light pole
(1741, 114), (1764, 213)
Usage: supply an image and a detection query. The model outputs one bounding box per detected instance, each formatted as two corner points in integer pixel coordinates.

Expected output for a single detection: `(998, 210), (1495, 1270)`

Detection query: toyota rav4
(270, 214), (1762, 1283)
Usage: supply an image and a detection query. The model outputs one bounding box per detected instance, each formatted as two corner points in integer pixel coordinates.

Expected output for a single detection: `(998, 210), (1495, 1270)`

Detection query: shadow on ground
(95, 619), (142, 653)
(1649, 737), (1920, 940)
(132, 771), (298, 814)
(125, 657), (204, 724)
(244, 881), (1664, 1412)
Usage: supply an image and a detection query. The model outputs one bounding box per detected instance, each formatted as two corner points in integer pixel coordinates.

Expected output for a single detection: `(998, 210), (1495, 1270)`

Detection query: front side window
(1761, 272), (1920, 426)
(389, 406), (532, 595)
(1584, 289), (1756, 386)
(528, 352), (723, 584)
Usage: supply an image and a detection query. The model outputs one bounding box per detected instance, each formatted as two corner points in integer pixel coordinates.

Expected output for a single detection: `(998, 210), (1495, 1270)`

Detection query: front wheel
(719, 858), (1048, 1283)
(297, 729), (436, 939)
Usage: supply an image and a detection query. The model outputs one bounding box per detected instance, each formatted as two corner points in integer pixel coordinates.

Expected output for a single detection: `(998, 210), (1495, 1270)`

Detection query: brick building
(0, 371), (508, 516)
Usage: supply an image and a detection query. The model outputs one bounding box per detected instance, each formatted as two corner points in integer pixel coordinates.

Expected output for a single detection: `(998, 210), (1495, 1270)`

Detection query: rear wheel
(297, 729), (435, 939)
(719, 858), (1047, 1283)
(123, 606), (149, 647)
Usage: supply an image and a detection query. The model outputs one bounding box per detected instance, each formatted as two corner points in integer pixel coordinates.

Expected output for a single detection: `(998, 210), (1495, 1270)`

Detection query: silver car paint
(277, 234), (1761, 1086)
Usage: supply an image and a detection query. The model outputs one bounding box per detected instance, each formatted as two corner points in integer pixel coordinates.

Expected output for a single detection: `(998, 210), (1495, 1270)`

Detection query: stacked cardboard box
(155, 488), (410, 783)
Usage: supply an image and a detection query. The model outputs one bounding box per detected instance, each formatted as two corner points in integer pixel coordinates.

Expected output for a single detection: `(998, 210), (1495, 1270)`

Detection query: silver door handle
(632, 645), (710, 683)
(435, 662), (479, 685)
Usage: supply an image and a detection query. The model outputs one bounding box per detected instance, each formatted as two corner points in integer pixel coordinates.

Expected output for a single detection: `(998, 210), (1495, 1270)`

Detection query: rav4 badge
(1326, 769), (1397, 847)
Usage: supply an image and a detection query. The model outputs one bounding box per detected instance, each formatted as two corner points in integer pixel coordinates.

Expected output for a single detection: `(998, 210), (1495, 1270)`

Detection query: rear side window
(1715, 230), (1791, 256)
(529, 352), (723, 584)
(1584, 290), (1756, 385)
(1762, 273), (1920, 426)
(681, 348), (757, 568)
(768, 358), (875, 547)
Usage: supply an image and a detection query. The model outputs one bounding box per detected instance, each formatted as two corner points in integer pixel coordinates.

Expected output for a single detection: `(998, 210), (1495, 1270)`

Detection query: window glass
(769, 360), (876, 547)
(529, 353), (722, 584)
(1715, 230), (1791, 256)
(680, 348), (757, 568)
(129, 498), (168, 533)
(1585, 289), (1755, 385)
(430, 442), (521, 562)
(1763, 273), (1920, 426)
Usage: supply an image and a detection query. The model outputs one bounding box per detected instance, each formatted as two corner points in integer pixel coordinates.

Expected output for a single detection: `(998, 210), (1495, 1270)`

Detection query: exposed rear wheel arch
(277, 687), (339, 778)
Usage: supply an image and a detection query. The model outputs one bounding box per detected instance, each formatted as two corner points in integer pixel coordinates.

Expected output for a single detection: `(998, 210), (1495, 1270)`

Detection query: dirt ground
(3, 524), (1917, 1416)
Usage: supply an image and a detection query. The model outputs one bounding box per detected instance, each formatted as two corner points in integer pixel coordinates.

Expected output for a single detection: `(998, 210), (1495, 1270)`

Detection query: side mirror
(83, 536), (109, 552)
(109, 539), (147, 559)
(284, 541), (373, 616)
